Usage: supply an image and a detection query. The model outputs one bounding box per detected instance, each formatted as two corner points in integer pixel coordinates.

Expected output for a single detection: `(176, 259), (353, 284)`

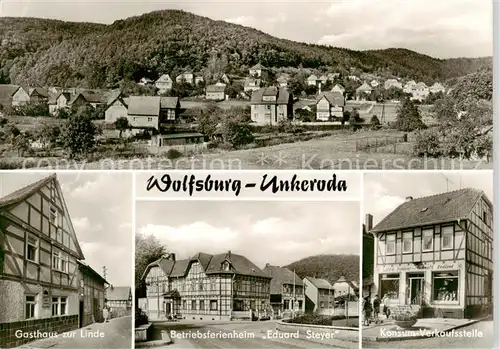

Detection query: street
(157, 320), (358, 349)
(16, 316), (132, 349)
(363, 320), (494, 349)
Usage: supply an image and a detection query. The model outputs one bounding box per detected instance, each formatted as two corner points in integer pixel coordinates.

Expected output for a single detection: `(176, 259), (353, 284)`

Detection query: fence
(355, 134), (408, 153)
(147, 142), (208, 155)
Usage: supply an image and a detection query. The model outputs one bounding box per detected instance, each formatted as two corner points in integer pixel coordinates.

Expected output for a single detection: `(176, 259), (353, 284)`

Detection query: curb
(362, 315), (491, 342)
(135, 339), (173, 348)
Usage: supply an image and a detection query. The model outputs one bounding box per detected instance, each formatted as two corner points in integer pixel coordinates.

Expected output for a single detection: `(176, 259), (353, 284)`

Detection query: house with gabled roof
(28, 87), (50, 103)
(369, 188), (493, 319)
(263, 264), (305, 318)
(0, 174), (108, 348)
(355, 82), (373, 101)
(244, 78), (261, 93)
(331, 84), (345, 95)
(307, 75), (318, 86)
(106, 286), (132, 318)
(403, 80), (417, 94)
(155, 74), (173, 94)
(250, 86), (294, 125)
(141, 251), (271, 321)
(316, 91), (345, 121)
(249, 63), (267, 78)
(429, 82), (446, 94)
(410, 82), (430, 101)
(384, 79), (403, 90)
(206, 84), (226, 101)
(303, 277), (334, 314)
(276, 74), (290, 88)
(176, 72), (194, 85)
(104, 93), (129, 124)
(126, 96), (180, 130)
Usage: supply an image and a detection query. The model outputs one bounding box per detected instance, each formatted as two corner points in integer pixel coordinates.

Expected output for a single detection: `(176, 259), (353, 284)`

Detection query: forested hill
(284, 254), (359, 285)
(0, 10), (492, 88)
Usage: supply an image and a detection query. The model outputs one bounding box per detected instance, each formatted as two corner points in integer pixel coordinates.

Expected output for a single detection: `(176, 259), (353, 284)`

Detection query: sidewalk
(362, 316), (491, 342)
(16, 316), (132, 349)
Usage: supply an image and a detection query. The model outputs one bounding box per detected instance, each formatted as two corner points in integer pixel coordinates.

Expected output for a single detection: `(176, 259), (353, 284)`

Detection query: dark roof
(0, 174), (56, 208)
(263, 264), (304, 294)
(206, 85), (226, 93)
(370, 188), (487, 233)
(316, 91), (345, 107)
(250, 87), (292, 105)
(304, 277), (333, 290)
(160, 96), (179, 109)
(106, 286), (131, 301)
(78, 260), (109, 285)
(127, 96), (160, 116)
(144, 251), (271, 280)
(29, 87), (49, 98)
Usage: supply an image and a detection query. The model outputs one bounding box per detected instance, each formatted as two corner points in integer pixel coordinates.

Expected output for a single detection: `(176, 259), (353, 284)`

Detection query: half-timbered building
(141, 251), (271, 321)
(369, 188), (493, 319)
(0, 174), (107, 348)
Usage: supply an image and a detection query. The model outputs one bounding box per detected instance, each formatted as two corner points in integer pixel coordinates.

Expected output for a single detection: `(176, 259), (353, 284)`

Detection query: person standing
(362, 296), (372, 326)
(372, 295), (381, 323)
(382, 294), (391, 318)
(103, 306), (109, 322)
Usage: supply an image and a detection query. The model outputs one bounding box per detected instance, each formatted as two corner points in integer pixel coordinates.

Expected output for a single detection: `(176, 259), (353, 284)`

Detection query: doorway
(79, 301), (84, 328)
(407, 273), (425, 305)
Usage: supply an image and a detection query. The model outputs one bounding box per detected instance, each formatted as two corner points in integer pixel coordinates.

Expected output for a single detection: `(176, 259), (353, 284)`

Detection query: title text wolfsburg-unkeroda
(170, 330), (255, 340)
(260, 174), (347, 193)
(380, 328), (484, 338)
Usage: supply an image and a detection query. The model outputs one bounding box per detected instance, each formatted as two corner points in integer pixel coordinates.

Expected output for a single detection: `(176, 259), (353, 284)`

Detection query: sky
(1, 0), (493, 58)
(136, 201), (360, 268)
(364, 171), (494, 226)
(0, 172), (133, 287)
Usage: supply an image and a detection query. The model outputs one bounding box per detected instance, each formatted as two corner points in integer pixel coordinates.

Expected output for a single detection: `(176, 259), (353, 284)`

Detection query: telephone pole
(440, 173), (454, 192)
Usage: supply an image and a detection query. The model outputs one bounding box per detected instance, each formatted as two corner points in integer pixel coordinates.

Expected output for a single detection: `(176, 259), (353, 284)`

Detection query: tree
(197, 105), (221, 139)
(36, 122), (61, 149)
(135, 234), (167, 294)
(60, 108), (101, 158)
(12, 133), (30, 157)
(220, 109), (254, 147)
(115, 117), (130, 138)
(393, 98), (427, 132)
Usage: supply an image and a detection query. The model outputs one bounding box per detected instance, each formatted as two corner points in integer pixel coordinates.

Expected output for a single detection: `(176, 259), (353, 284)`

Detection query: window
(432, 271), (459, 302)
(191, 300), (197, 310)
(198, 281), (204, 291)
(380, 274), (400, 300)
(441, 226), (453, 250)
(210, 280), (216, 291)
(147, 117), (153, 122)
(25, 295), (36, 319)
(403, 231), (413, 253)
(49, 207), (57, 225)
(222, 261), (230, 271)
(51, 297), (67, 316)
(422, 229), (434, 251)
(283, 299), (290, 309)
(482, 211), (487, 223)
(26, 235), (38, 262)
(183, 300), (187, 310)
(320, 301), (325, 308)
(298, 300), (303, 309)
(386, 234), (396, 255)
(52, 252), (68, 273)
(210, 300), (218, 311)
(250, 300), (255, 310)
(199, 300), (205, 311)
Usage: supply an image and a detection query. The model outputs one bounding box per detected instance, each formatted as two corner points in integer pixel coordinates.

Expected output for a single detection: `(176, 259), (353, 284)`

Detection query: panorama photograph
(0, 0), (493, 169)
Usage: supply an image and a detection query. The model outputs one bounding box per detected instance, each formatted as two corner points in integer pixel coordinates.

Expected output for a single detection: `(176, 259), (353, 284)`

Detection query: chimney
(405, 196), (414, 202)
(169, 253), (176, 262)
(227, 250), (231, 259)
(265, 263), (270, 268)
(365, 214), (373, 231)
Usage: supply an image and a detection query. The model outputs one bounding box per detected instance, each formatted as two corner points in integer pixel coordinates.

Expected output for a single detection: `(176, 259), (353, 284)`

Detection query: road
(16, 316), (132, 349)
(157, 320), (358, 349)
(363, 320), (494, 349)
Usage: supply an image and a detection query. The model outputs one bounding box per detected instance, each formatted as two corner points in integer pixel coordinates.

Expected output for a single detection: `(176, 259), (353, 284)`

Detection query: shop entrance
(407, 273), (425, 305)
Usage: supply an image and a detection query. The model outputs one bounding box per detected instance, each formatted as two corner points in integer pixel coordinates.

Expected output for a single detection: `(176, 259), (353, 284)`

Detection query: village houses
(307, 75), (318, 86)
(355, 82), (373, 101)
(384, 79), (403, 90)
(250, 86), (293, 125)
(403, 80), (417, 94)
(104, 95), (130, 124)
(276, 74), (290, 88)
(155, 74), (173, 94)
(410, 82), (430, 101)
(331, 84), (345, 95)
(369, 188), (493, 319)
(140, 252), (272, 321)
(315, 91), (345, 121)
(249, 63), (267, 79)
(303, 277), (335, 315)
(105, 286), (132, 318)
(176, 72), (194, 85)
(205, 84), (226, 101)
(244, 78), (261, 93)
(430, 82), (446, 94)
(263, 264), (306, 318)
(28, 87), (50, 103)
(0, 174), (108, 348)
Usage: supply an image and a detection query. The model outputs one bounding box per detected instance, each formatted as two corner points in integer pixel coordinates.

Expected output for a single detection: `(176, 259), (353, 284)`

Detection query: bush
(135, 308), (149, 327)
(287, 314), (346, 326)
(12, 103), (50, 117)
(166, 148), (183, 160)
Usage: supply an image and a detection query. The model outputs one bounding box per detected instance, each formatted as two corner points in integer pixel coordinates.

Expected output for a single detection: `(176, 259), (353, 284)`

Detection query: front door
(79, 301), (84, 328)
(407, 273), (425, 305)
(166, 302), (171, 317)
